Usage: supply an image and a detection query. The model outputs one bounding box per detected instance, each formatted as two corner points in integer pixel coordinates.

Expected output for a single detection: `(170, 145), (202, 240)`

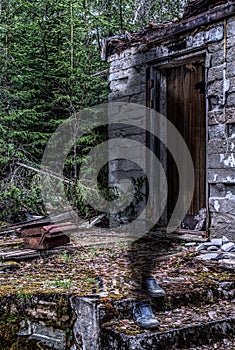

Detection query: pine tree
(0, 0), (191, 222)
(0, 0), (109, 221)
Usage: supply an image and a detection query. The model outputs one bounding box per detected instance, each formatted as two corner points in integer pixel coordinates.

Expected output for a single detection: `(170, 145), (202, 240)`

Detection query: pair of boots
(133, 276), (165, 329)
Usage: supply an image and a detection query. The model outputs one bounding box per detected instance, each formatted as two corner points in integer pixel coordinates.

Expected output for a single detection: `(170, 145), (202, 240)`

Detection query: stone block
(226, 62), (235, 78)
(126, 85), (143, 96)
(227, 18), (235, 38)
(207, 80), (223, 96)
(210, 238), (223, 246)
(208, 41), (224, 54)
(208, 124), (226, 140)
(190, 31), (205, 47)
(227, 35), (235, 48)
(208, 169), (235, 184)
(71, 297), (105, 350)
(210, 183), (235, 198)
(210, 228), (235, 241)
(208, 108), (235, 125)
(226, 46), (235, 63)
(185, 242), (197, 247)
(210, 215), (235, 240)
(228, 77), (235, 93)
(210, 197), (235, 214)
(128, 47), (136, 55)
(128, 75), (143, 88)
(30, 324), (66, 350)
(208, 96), (220, 111)
(109, 72), (126, 82)
(208, 42), (225, 65)
(130, 92), (146, 104)
(109, 57), (127, 69)
(109, 62), (125, 74)
(227, 16), (235, 24)
(108, 72), (119, 81)
(226, 93), (235, 107)
(122, 53), (144, 69)
(203, 239), (222, 247)
(149, 45), (169, 59)
(208, 138), (235, 154)
(208, 153), (235, 169)
(208, 65), (224, 82)
(108, 84), (144, 99)
(210, 184), (226, 197)
(197, 253), (219, 260)
(211, 51), (225, 66)
(111, 73), (143, 91)
(144, 50), (159, 62)
(210, 210), (235, 241)
(109, 79), (128, 92)
(221, 242), (235, 251)
(225, 184), (235, 197)
(227, 128), (235, 143)
(205, 25), (224, 42)
(109, 67), (142, 83)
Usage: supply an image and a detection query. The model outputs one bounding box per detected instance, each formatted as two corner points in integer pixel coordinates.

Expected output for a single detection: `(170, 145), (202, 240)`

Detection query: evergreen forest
(0, 0), (191, 222)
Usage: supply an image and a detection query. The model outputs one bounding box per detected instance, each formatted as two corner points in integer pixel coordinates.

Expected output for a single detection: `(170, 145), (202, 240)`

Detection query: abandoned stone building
(104, 0), (235, 240)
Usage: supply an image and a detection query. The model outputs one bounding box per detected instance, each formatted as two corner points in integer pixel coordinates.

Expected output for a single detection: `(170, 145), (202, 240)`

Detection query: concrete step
(100, 279), (235, 322)
(99, 279), (235, 349)
(100, 309), (235, 350)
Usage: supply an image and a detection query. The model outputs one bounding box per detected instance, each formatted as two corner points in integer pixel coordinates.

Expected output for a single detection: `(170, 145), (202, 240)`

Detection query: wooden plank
(0, 244), (74, 260)
(0, 239), (24, 247)
(0, 249), (40, 260)
(174, 229), (205, 235)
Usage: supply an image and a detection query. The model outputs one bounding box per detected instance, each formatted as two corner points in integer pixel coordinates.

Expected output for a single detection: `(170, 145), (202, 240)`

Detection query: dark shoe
(142, 276), (166, 298)
(133, 302), (160, 329)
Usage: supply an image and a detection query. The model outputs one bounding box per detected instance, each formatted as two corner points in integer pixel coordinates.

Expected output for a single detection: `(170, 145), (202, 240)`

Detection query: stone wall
(207, 17), (235, 239)
(107, 17), (235, 240)
(0, 294), (73, 349)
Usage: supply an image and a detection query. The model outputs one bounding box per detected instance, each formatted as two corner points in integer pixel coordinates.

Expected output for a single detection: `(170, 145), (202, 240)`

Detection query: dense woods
(0, 0), (191, 222)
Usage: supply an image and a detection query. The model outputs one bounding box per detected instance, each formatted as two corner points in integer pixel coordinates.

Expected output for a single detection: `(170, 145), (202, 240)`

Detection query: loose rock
(221, 242), (235, 252)
(207, 246), (220, 251)
(197, 253), (219, 260)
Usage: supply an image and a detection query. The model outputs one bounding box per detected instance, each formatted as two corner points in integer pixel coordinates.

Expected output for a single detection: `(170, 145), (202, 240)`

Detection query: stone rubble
(189, 236), (235, 267)
(221, 242), (235, 252)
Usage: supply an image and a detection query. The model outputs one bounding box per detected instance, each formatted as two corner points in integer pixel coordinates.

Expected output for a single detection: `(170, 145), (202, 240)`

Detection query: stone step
(100, 311), (235, 350)
(99, 279), (235, 350)
(101, 279), (235, 322)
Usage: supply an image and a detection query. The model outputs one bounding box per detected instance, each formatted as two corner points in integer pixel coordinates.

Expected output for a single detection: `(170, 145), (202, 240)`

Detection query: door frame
(146, 53), (209, 231)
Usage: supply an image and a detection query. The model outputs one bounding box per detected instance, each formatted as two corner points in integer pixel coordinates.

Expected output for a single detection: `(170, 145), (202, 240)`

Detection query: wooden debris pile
(0, 212), (105, 252)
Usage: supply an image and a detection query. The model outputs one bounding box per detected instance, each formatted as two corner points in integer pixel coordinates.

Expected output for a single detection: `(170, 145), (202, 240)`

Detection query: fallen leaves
(0, 233), (234, 302)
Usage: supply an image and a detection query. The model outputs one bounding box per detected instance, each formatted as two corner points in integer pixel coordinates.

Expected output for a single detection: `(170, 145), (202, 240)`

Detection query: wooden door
(166, 63), (206, 218)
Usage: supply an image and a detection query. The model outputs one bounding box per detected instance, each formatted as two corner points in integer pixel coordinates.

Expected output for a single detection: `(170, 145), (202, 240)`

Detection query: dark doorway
(166, 62), (206, 220)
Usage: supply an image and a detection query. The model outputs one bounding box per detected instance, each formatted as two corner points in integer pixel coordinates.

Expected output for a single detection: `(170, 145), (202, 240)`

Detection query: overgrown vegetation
(0, 0), (192, 222)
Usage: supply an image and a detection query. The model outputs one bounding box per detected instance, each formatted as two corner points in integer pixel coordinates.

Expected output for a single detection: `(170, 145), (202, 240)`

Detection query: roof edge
(102, 0), (235, 61)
